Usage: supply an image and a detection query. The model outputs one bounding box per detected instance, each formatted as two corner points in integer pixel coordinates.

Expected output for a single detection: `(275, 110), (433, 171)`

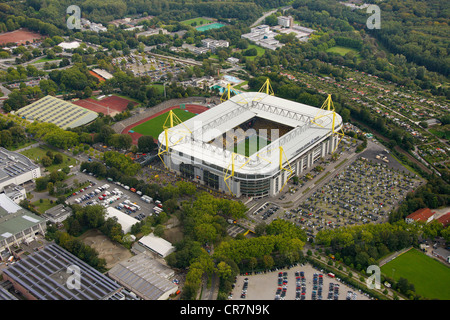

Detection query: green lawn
(245, 44), (266, 61)
(326, 46), (361, 60)
(20, 145), (77, 171)
(180, 17), (212, 26)
(148, 84), (165, 94)
(31, 198), (57, 214)
(132, 108), (197, 138)
(32, 57), (62, 64)
(380, 248), (450, 300)
(429, 128), (450, 140)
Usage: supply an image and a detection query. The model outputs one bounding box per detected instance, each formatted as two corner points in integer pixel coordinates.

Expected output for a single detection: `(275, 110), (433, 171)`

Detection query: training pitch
(131, 108), (197, 138)
(380, 248), (450, 300)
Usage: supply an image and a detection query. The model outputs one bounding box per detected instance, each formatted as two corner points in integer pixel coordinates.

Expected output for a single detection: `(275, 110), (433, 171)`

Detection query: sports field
(231, 135), (271, 157)
(132, 108), (197, 138)
(180, 17), (212, 26)
(380, 248), (450, 300)
(196, 23), (225, 32)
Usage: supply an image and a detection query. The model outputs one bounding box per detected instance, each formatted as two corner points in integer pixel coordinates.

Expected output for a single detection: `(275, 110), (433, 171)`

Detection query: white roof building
(138, 234), (175, 258)
(57, 41), (80, 50)
(106, 207), (139, 234)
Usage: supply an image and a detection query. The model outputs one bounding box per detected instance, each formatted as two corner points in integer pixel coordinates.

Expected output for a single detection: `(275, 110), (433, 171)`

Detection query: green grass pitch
(132, 108), (197, 138)
(380, 248), (450, 300)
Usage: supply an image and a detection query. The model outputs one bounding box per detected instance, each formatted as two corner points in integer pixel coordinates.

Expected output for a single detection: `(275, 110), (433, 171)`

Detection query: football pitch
(380, 248), (450, 300)
(230, 134), (271, 157)
(132, 108), (197, 138)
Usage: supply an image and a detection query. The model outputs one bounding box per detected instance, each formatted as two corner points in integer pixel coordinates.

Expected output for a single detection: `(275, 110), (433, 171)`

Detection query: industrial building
(2, 243), (123, 300)
(137, 233), (175, 258)
(107, 252), (178, 300)
(106, 206), (139, 234)
(158, 90), (343, 198)
(15, 95), (98, 129)
(43, 204), (73, 224)
(0, 193), (46, 259)
(0, 147), (41, 192)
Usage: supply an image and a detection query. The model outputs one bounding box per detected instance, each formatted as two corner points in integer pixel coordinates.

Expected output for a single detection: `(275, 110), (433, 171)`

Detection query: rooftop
(107, 252), (177, 300)
(3, 244), (122, 300)
(16, 95), (98, 129)
(138, 233), (175, 258)
(406, 208), (435, 222)
(436, 212), (450, 227)
(0, 194), (46, 242)
(0, 147), (40, 185)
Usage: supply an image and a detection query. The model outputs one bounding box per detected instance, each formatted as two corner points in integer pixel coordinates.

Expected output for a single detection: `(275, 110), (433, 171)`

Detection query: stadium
(158, 88), (343, 198)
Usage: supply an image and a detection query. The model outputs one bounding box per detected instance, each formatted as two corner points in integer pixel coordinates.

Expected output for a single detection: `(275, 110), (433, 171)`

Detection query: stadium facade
(158, 92), (343, 198)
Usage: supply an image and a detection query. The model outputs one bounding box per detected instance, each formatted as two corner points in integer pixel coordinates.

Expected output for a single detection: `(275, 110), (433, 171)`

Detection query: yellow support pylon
(158, 108), (192, 169)
(279, 146), (294, 192)
(220, 83), (232, 103)
(310, 94), (345, 153)
(253, 78), (274, 101)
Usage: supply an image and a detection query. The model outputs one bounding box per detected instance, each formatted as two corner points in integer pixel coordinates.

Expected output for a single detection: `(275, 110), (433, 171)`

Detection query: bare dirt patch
(79, 229), (132, 269)
(0, 28), (45, 45)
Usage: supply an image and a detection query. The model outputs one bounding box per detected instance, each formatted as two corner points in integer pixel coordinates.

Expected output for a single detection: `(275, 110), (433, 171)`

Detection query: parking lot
(292, 157), (421, 236)
(65, 172), (157, 220)
(230, 263), (371, 301)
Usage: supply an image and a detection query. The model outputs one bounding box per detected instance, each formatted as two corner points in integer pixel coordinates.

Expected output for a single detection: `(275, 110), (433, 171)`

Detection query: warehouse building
(0, 193), (46, 259)
(107, 252), (178, 300)
(43, 204), (73, 224)
(137, 233), (175, 258)
(0, 147), (41, 192)
(16, 95), (98, 129)
(2, 243), (123, 300)
(106, 206), (139, 234)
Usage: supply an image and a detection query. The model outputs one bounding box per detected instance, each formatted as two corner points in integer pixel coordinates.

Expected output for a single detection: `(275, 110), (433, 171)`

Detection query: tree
(154, 224), (165, 237)
(47, 181), (54, 195)
(53, 153), (63, 164)
(42, 155), (52, 167)
(137, 135), (156, 153)
(216, 261), (233, 280)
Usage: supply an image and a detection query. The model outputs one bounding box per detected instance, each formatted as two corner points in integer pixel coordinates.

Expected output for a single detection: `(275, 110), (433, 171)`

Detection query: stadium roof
(158, 92), (343, 176)
(2, 244), (122, 300)
(16, 95), (98, 129)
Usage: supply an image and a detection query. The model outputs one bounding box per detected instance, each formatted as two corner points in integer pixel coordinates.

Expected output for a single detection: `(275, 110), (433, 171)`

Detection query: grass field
(326, 46), (361, 60)
(429, 128), (450, 140)
(31, 198), (57, 214)
(231, 135), (271, 157)
(180, 17), (212, 26)
(20, 145), (77, 171)
(31, 57), (62, 64)
(132, 108), (197, 138)
(245, 44), (266, 61)
(380, 248), (450, 300)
